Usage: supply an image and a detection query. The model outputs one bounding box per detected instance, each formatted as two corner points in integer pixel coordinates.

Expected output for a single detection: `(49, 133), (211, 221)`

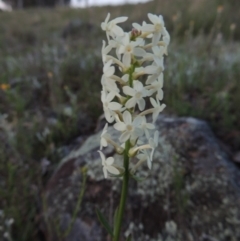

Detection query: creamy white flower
(132, 21), (153, 38)
(123, 80), (148, 111)
(101, 59), (121, 95)
(132, 149), (152, 172)
(146, 73), (164, 100)
(100, 13), (169, 175)
(109, 37), (123, 60)
(145, 71), (161, 85)
(152, 45), (165, 68)
(103, 59), (115, 77)
(138, 149), (152, 169)
(141, 13), (165, 46)
(122, 74), (129, 83)
(114, 111), (143, 142)
(101, 91), (122, 123)
(98, 151), (120, 178)
(101, 75), (120, 96)
(118, 33), (146, 67)
(150, 97), (166, 123)
(140, 116), (155, 138)
(101, 13), (128, 41)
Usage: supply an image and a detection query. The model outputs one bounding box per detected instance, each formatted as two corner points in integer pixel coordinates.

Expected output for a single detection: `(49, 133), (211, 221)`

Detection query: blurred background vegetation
(0, 0), (240, 240)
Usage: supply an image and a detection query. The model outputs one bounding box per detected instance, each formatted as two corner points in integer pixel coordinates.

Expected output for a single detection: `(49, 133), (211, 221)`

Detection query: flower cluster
(99, 13), (170, 178)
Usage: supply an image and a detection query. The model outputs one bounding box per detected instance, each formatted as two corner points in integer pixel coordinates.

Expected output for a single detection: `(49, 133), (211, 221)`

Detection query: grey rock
(42, 115), (240, 241)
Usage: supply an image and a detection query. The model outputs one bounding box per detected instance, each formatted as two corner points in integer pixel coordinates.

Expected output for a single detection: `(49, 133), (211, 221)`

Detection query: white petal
(137, 153), (147, 161)
(147, 157), (152, 169)
(152, 32), (161, 46)
(122, 53), (131, 67)
(123, 86), (135, 96)
(122, 74), (129, 82)
(159, 103), (166, 112)
(114, 122), (126, 131)
(105, 110), (114, 123)
(112, 16), (128, 24)
(100, 138), (108, 150)
(105, 13), (110, 23)
(102, 123), (108, 134)
(112, 25), (125, 36)
(106, 166), (120, 175)
(133, 80), (143, 91)
(148, 13), (158, 24)
(132, 22), (141, 30)
(119, 132), (130, 142)
(146, 123), (155, 129)
(125, 98), (137, 109)
(150, 97), (157, 107)
(104, 59), (112, 70)
(138, 98), (145, 111)
(123, 111), (132, 125)
(158, 73), (163, 85)
(163, 28), (170, 45)
(133, 47), (146, 57)
(145, 65), (159, 74)
(106, 66), (115, 76)
(98, 151), (105, 164)
(108, 102), (122, 111)
(106, 92), (115, 102)
(141, 24), (155, 32)
(106, 157), (114, 165)
(157, 89), (163, 100)
(133, 116), (143, 126)
(146, 74), (158, 85)
(153, 56), (163, 68)
(152, 45), (160, 55)
(101, 90), (106, 102)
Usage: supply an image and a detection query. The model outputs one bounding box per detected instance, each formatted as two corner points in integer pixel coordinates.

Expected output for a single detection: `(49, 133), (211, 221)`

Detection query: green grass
(0, 0), (240, 240)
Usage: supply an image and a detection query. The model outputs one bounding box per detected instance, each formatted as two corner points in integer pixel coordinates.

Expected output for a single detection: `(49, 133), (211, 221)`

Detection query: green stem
(113, 140), (130, 241)
(129, 65), (134, 88)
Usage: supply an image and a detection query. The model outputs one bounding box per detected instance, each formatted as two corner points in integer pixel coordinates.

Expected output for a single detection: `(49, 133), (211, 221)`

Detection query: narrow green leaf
(96, 208), (114, 237)
(113, 206), (119, 235)
(126, 234), (132, 241)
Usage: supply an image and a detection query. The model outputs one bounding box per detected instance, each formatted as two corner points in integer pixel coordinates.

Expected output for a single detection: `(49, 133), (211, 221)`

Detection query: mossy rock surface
(43, 115), (240, 241)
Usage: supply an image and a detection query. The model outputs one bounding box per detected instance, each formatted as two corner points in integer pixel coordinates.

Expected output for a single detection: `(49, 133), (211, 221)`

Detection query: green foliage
(172, 156), (189, 214)
(96, 208), (114, 237)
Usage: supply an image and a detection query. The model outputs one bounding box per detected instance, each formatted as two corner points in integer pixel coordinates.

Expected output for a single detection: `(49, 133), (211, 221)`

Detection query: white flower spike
(99, 13), (170, 178)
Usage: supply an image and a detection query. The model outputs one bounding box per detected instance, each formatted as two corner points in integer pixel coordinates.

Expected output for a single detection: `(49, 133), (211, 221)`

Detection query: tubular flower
(101, 13), (128, 41)
(98, 13), (170, 178)
(123, 80), (149, 111)
(98, 151), (120, 178)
